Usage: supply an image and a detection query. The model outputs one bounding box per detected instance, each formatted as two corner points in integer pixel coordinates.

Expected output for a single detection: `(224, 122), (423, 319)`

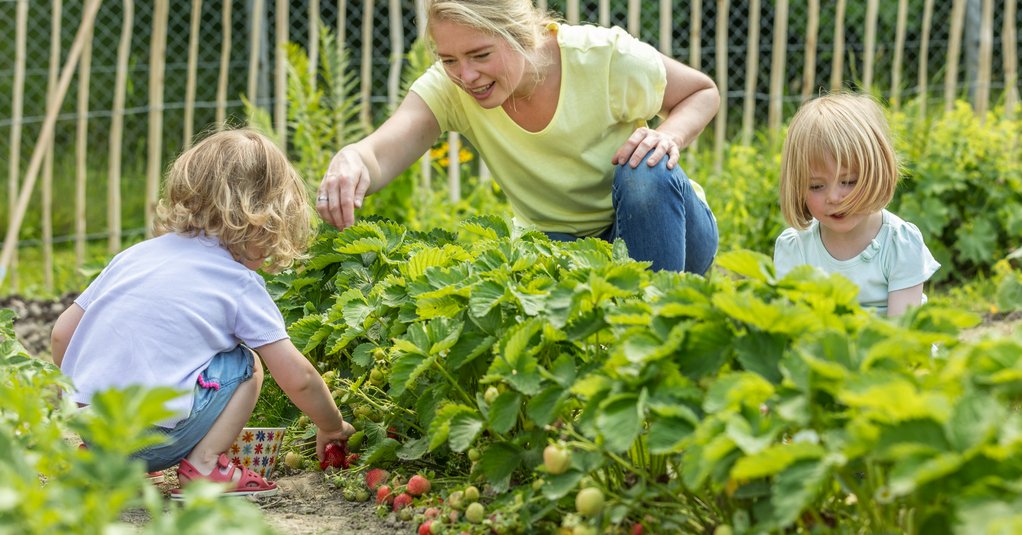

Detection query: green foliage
(269, 218), (1022, 533)
(0, 309), (275, 534)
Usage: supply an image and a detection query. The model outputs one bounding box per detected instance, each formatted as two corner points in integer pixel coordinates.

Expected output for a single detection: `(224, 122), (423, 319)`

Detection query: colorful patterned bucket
(228, 427), (286, 479)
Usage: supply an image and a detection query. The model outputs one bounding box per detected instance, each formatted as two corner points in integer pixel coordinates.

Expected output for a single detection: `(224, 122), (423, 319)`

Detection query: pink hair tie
(197, 374), (221, 391)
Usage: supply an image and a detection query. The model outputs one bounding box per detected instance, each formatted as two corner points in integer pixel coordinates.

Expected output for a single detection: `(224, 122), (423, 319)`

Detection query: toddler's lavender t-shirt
(60, 233), (289, 427)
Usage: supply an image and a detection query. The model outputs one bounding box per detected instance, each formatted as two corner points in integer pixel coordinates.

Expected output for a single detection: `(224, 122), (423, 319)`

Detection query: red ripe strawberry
(375, 484), (393, 505)
(630, 523), (644, 535)
(407, 474), (431, 496)
(392, 492), (413, 511)
(418, 521), (433, 535)
(320, 442), (348, 470)
(344, 453), (359, 468)
(365, 468), (390, 491)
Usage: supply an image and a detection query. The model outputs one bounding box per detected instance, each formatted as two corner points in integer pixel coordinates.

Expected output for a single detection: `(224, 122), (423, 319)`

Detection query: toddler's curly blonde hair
(155, 128), (312, 273)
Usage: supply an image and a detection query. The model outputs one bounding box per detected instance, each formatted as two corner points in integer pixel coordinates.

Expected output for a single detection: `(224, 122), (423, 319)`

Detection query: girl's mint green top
(411, 23), (705, 236)
(773, 210), (941, 315)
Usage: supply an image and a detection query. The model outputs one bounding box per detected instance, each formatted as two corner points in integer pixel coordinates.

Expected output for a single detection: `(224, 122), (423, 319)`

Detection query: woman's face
(431, 19), (528, 108)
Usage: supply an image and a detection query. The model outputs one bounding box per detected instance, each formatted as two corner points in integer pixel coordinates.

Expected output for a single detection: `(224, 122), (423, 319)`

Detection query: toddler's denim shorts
(134, 345), (255, 471)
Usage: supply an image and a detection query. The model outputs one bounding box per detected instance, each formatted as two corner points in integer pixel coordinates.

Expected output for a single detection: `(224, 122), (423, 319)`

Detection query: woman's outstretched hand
(611, 126), (681, 170)
(318, 149), (373, 230)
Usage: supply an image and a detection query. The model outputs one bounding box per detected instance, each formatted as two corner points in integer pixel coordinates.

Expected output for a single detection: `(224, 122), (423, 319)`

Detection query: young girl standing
(774, 93), (940, 317)
(51, 129), (354, 497)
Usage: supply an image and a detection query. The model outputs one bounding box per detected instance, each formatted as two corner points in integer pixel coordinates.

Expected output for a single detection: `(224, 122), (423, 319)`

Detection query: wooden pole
(0, 0), (103, 286)
(741, 0), (760, 145)
(944, 0), (967, 112)
(215, 0), (232, 128)
(687, 0), (701, 170)
(387, 0), (404, 110)
(567, 0), (579, 25)
(44, 0), (63, 290)
(713, 0), (728, 173)
(7, 0), (27, 288)
(768, 0), (789, 141)
(863, 0), (878, 91)
(830, 0), (846, 90)
(600, 0), (611, 28)
(76, 13), (95, 268)
(891, 0), (908, 108)
(360, 0), (374, 129)
(974, 0), (993, 122)
(1004, 0), (1018, 120)
(248, 0), (264, 106)
(275, 0), (288, 147)
(658, 0), (670, 54)
(415, 0), (431, 193)
(801, 0), (819, 102)
(309, 0), (320, 88)
(627, 0), (639, 37)
(145, 0), (169, 237)
(536, 0), (546, 13)
(917, 0), (934, 119)
(109, 0), (133, 254)
(447, 132), (461, 203)
(338, 0), (347, 48)
(184, 0), (203, 149)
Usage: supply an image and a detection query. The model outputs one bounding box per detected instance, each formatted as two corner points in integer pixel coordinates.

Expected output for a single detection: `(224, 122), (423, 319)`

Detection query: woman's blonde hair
(155, 128), (312, 273)
(779, 93), (899, 230)
(425, 0), (558, 79)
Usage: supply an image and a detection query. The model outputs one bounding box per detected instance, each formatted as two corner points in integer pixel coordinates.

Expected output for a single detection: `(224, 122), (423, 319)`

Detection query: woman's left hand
(612, 126), (680, 169)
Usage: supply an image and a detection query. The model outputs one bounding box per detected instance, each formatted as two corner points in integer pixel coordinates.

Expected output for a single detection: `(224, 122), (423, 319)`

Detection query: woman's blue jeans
(546, 154), (718, 273)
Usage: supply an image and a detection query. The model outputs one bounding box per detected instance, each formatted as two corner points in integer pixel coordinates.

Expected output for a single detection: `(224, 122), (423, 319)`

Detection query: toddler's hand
(315, 420), (356, 463)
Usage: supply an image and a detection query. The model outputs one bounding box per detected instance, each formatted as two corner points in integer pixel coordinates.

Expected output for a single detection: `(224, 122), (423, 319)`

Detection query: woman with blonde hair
(318, 0), (720, 272)
(774, 93), (940, 316)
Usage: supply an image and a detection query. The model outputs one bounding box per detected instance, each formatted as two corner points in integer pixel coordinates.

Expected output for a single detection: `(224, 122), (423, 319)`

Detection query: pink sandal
(170, 453), (278, 500)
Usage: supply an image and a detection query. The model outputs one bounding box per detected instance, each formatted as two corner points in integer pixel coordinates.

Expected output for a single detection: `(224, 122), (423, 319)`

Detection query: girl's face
(431, 19), (528, 108)
(806, 156), (872, 237)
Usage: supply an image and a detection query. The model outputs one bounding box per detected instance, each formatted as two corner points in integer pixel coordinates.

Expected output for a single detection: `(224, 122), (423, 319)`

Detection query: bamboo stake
(0, 0), (103, 286)
(863, 0), (878, 91)
(338, 0), (347, 46)
(768, 0), (789, 141)
(658, 0), (670, 54)
(215, 0), (231, 128)
(1005, 0), (1018, 120)
(360, 0), (374, 129)
(109, 0), (133, 253)
(891, 0), (908, 108)
(917, 0), (934, 119)
(76, 13), (94, 268)
(415, 0), (431, 194)
(248, 0), (264, 106)
(801, 0), (819, 102)
(600, 0), (610, 28)
(944, 0), (967, 112)
(627, 0), (639, 36)
(830, 0), (846, 90)
(567, 0), (579, 25)
(974, 0), (993, 122)
(741, 0), (760, 145)
(184, 0), (203, 149)
(44, 0), (62, 290)
(687, 0), (701, 171)
(7, 0), (27, 288)
(387, 0), (403, 110)
(309, 0), (320, 88)
(713, 0), (728, 173)
(447, 132), (461, 203)
(145, 0), (169, 237)
(537, 0), (546, 13)
(275, 0), (288, 147)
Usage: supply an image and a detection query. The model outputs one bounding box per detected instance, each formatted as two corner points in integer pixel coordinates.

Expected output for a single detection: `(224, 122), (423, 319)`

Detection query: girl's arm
(254, 339), (354, 461)
(887, 283), (924, 317)
(613, 53), (719, 170)
(51, 303), (85, 367)
(318, 92), (442, 230)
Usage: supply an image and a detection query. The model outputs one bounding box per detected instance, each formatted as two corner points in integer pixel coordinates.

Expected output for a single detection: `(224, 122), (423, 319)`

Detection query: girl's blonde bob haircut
(155, 128), (312, 273)
(779, 92), (899, 230)
(425, 0), (557, 77)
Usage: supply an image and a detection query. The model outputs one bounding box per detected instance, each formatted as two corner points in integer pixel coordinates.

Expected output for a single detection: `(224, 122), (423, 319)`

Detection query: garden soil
(7, 294), (1021, 534)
